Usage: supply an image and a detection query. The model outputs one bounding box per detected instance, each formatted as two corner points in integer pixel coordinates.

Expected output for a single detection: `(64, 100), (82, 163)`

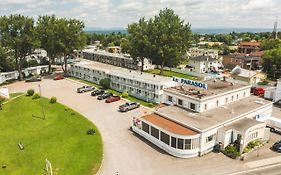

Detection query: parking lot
(7, 77), (281, 175)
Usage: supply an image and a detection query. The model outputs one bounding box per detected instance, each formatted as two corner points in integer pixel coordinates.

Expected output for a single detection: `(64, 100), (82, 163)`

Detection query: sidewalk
(244, 155), (281, 168)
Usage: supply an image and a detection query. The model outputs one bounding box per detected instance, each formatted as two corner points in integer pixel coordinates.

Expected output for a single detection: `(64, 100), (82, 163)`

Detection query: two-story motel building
(132, 78), (272, 158)
(69, 60), (176, 103)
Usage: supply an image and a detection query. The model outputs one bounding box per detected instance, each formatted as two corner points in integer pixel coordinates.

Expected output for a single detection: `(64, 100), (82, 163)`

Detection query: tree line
(0, 14), (86, 80)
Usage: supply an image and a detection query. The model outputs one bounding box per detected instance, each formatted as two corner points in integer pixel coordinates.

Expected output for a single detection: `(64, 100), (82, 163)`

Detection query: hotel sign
(172, 77), (208, 89)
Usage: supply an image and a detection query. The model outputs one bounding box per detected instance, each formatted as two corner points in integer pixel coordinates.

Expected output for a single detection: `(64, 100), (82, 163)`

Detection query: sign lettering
(172, 77), (208, 89)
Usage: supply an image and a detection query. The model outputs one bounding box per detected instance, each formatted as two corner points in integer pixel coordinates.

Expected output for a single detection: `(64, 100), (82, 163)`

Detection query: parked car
(91, 89), (105, 96)
(253, 87), (265, 96)
(97, 92), (113, 100)
(54, 75), (64, 80)
(119, 102), (140, 112)
(250, 87), (257, 93)
(77, 86), (94, 93)
(25, 76), (42, 82)
(105, 95), (121, 103)
(271, 140), (281, 152)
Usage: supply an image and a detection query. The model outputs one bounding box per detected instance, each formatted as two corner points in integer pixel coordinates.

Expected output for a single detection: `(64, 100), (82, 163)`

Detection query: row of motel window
(142, 122), (215, 150)
(167, 92), (247, 110)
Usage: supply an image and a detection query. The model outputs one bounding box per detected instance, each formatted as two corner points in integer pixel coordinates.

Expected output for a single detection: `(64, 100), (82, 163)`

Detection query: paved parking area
(6, 78), (281, 175)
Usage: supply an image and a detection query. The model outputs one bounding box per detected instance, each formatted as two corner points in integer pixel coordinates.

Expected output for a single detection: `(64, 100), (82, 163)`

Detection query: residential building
(106, 46), (121, 53)
(186, 56), (223, 74)
(188, 48), (219, 59)
(69, 60), (175, 103)
(222, 54), (261, 70)
(238, 41), (261, 54)
(0, 65), (49, 84)
(132, 78), (272, 158)
(230, 65), (267, 84)
(198, 41), (224, 47)
(26, 49), (48, 64)
(82, 49), (154, 70)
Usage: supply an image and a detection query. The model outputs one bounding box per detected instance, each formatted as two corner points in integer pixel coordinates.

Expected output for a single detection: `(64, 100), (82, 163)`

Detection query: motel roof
(83, 49), (134, 60)
(224, 118), (264, 133)
(142, 113), (199, 136)
(156, 95), (272, 132)
(72, 59), (173, 85)
(164, 79), (248, 99)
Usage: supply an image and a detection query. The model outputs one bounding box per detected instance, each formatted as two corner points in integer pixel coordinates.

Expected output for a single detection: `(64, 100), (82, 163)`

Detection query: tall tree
(127, 17), (150, 71)
(262, 48), (281, 79)
(149, 8), (192, 73)
(36, 15), (60, 73)
(56, 18), (86, 73)
(0, 15), (38, 80)
(0, 46), (15, 72)
(261, 39), (281, 50)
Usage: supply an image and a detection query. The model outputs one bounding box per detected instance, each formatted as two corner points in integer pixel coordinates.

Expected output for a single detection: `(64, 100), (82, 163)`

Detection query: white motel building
(132, 78), (272, 158)
(69, 60), (176, 103)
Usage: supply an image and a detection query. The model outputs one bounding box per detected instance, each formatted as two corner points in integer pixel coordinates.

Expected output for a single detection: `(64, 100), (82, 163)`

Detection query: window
(236, 94), (239, 99)
(184, 139), (191, 150)
(243, 92), (246, 97)
(190, 103), (196, 110)
(206, 134), (215, 143)
(151, 126), (159, 139)
(178, 99), (183, 106)
(160, 131), (170, 145)
(235, 59), (238, 62)
(231, 96), (234, 101)
(171, 137), (176, 148)
(225, 98), (228, 104)
(177, 138), (184, 149)
(192, 138), (199, 149)
(216, 100), (219, 106)
(142, 122), (149, 134)
(168, 96), (173, 102)
(205, 104), (207, 110)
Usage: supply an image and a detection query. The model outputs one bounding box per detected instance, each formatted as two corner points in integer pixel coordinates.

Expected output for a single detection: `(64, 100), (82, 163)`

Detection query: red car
(54, 75), (64, 80)
(105, 96), (121, 103)
(253, 87), (265, 96)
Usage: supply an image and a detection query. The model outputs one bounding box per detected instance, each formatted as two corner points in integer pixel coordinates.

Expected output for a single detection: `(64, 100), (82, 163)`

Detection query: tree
(36, 15), (59, 73)
(127, 17), (151, 71)
(0, 15), (38, 80)
(262, 48), (281, 79)
(148, 8), (192, 74)
(261, 39), (281, 50)
(0, 46), (15, 72)
(55, 18), (86, 74)
(99, 78), (111, 89)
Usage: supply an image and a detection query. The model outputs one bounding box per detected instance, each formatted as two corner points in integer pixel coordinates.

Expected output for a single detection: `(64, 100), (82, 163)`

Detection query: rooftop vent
(153, 74), (156, 77)
(140, 72), (143, 75)
(230, 82), (234, 86)
(129, 70), (131, 72)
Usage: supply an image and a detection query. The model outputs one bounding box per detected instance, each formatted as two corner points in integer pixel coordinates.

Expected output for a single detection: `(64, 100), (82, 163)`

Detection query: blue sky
(0, 0), (280, 29)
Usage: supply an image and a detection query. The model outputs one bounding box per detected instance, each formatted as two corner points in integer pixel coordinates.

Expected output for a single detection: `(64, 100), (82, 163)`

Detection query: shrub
(99, 78), (111, 89)
(26, 89), (35, 96)
(121, 91), (129, 98)
(32, 93), (41, 99)
(50, 97), (57, 103)
(224, 144), (240, 159)
(87, 128), (95, 135)
(257, 80), (269, 85)
(148, 102), (154, 107)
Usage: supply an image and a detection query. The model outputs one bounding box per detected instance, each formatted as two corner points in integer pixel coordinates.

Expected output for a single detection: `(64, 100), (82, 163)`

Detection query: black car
(25, 76), (42, 82)
(271, 140), (281, 152)
(91, 89), (105, 96)
(97, 92), (113, 100)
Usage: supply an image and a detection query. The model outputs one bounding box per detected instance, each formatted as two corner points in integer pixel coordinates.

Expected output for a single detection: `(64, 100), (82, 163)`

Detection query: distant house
(187, 56), (223, 74)
(106, 46), (122, 54)
(230, 65), (266, 84)
(238, 41), (261, 54)
(187, 48), (219, 59)
(197, 41), (224, 47)
(222, 54), (261, 70)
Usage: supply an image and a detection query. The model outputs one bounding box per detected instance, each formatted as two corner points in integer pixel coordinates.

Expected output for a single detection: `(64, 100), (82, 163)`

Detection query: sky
(0, 0), (280, 29)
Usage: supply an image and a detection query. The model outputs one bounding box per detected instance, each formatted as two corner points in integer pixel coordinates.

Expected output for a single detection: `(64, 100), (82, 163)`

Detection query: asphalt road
(6, 78), (281, 175)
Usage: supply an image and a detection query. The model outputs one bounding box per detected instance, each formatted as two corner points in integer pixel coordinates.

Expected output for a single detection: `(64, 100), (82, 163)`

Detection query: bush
(87, 128), (95, 135)
(26, 89), (35, 96)
(32, 93), (41, 99)
(99, 78), (111, 89)
(121, 91), (129, 98)
(50, 97), (57, 103)
(148, 102), (154, 107)
(224, 144), (240, 159)
(257, 80), (269, 85)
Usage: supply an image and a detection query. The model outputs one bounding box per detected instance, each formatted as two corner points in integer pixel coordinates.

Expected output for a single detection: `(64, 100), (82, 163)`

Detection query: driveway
(7, 78), (281, 175)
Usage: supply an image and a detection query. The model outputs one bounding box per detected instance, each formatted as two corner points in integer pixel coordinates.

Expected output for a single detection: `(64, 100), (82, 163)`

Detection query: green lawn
(68, 77), (156, 108)
(145, 69), (198, 80)
(0, 95), (103, 175)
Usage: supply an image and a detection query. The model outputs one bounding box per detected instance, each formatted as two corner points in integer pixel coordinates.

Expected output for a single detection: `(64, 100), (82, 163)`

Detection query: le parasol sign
(0, 87), (10, 99)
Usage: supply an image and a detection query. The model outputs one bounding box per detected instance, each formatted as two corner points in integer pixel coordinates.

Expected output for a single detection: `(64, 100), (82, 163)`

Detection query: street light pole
(38, 84), (46, 120)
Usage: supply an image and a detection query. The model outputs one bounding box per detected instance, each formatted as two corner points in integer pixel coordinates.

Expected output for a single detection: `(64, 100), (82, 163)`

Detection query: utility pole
(248, 58), (253, 84)
(38, 84), (46, 120)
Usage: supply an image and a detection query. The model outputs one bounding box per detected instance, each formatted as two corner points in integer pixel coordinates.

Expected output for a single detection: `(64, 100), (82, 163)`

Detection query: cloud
(0, 0), (280, 28)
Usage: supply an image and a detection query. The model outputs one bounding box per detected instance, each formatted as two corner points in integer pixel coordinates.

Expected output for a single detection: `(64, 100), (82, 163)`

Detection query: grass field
(145, 69), (198, 80)
(0, 95), (103, 175)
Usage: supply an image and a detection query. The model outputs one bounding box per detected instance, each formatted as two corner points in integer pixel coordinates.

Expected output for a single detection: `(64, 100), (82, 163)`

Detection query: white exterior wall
(274, 79), (281, 102)
(163, 86), (251, 113)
